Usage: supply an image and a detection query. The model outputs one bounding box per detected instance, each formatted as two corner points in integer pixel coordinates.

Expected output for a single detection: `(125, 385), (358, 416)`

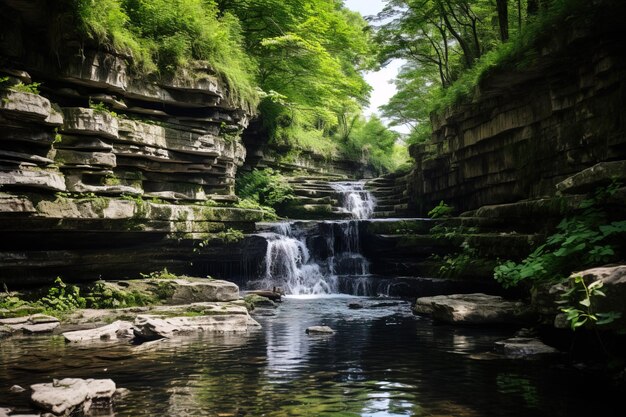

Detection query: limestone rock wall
(0, 1), (263, 286)
(408, 9), (626, 215)
(241, 121), (376, 179)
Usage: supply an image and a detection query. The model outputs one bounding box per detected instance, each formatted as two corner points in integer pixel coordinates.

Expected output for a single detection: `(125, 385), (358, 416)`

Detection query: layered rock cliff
(0, 1), (265, 286)
(407, 9), (626, 215)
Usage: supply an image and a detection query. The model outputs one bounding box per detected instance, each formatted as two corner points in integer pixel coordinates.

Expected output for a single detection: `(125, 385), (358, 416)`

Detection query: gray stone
(414, 293), (535, 325)
(169, 279), (240, 304)
(556, 161), (626, 194)
(0, 324), (12, 338)
(30, 378), (90, 416)
(494, 337), (558, 358)
(55, 149), (116, 168)
(21, 322), (60, 334)
(1, 314), (60, 334)
(61, 108), (119, 140)
(0, 169), (66, 191)
(0, 90), (52, 122)
(132, 305), (258, 341)
(306, 326), (335, 334)
(30, 378), (116, 416)
(10, 384), (26, 393)
(63, 321), (134, 343)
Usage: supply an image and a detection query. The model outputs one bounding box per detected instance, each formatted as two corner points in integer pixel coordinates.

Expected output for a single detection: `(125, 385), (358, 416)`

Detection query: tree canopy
(375, 0), (574, 144)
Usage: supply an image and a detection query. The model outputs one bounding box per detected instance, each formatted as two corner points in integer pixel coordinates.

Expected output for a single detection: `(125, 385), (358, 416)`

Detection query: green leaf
(579, 298), (591, 307)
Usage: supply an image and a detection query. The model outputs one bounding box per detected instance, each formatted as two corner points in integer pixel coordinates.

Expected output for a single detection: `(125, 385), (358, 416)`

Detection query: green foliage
(437, 241), (477, 278)
(140, 267), (179, 280)
(235, 198), (279, 221)
(38, 277), (86, 312)
(377, 0), (596, 142)
(494, 185), (626, 288)
(428, 201), (454, 218)
(196, 228), (245, 252)
(340, 114), (407, 173)
(10, 82), (41, 95)
(89, 100), (118, 117)
(71, 0), (258, 108)
(84, 281), (155, 308)
(236, 168), (294, 208)
(219, 0), (386, 167)
(558, 276), (622, 330)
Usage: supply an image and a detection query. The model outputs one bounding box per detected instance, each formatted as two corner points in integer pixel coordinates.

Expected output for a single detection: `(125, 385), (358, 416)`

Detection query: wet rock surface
(494, 337), (559, 358)
(30, 378), (117, 416)
(0, 315), (60, 335)
(414, 293), (535, 325)
(306, 326), (335, 335)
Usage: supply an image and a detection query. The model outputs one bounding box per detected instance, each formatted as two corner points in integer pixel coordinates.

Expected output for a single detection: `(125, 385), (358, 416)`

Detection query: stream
(0, 182), (622, 416)
(0, 296), (621, 416)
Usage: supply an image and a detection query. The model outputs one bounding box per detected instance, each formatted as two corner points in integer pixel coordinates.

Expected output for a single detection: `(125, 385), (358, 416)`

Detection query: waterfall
(251, 181), (378, 296)
(330, 181), (376, 220)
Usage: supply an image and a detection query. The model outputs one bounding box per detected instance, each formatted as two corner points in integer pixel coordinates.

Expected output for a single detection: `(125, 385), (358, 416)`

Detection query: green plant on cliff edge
(558, 275), (622, 330)
(428, 201), (454, 219)
(494, 183), (626, 289)
(70, 0), (258, 109)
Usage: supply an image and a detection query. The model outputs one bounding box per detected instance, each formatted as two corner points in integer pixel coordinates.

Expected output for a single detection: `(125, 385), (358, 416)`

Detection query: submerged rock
(0, 325), (12, 339)
(348, 302), (363, 310)
(10, 384), (26, 393)
(306, 326), (335, 335)
(414, 293), (535, 325)
(494, 337), (559, 358)
(30, 378), (117, 416)
(63, 321), (134, 343)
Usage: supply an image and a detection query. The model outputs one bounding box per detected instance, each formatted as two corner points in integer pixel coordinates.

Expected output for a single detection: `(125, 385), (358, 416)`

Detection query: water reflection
(0, 296), (623, 416)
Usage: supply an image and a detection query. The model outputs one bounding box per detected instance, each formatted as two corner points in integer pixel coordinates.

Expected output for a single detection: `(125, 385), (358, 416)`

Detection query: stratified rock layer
(407, 7), (626, 215)
(0, 2), (264, 286)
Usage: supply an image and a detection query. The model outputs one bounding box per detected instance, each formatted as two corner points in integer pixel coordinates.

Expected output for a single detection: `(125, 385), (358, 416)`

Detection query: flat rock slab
(414, 293), (535, 325)
(494, 337), (558, 358)
(30, 378), (116, 416)
(169, 279), (239, 303)
(306, 326), (335, 335)
(0, 314), (60, 334)
(63, 320), (134, 343)
(133, 306), (259, 341)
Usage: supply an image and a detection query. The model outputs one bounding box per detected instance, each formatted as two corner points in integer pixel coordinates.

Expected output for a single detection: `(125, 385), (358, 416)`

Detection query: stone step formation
(365, 170), (413, 218)
(0, 3), (265, 286)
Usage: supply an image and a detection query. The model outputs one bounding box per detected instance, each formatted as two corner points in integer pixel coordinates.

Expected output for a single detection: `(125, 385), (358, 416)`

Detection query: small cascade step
(366, 170), (413, 218)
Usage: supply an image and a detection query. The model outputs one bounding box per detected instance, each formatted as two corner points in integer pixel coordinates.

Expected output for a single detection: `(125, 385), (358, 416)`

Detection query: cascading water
(330, 181), (376, 219)
(251, 181), (379, 296)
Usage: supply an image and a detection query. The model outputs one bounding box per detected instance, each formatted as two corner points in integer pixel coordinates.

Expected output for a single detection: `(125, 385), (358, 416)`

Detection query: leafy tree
(218, 0), (392, 168)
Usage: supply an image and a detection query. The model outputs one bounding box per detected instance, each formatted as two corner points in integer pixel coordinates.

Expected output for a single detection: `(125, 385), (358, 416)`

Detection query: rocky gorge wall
(407, 8), (626, 215)
(0, 1), (267, 287)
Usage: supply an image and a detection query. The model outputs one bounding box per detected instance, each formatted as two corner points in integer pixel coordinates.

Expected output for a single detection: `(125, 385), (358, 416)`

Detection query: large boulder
(414, 293), (535, 325)
(132, 303), (259, 341)
(30, 378), (116, 416)
(169, 279), (239, 303)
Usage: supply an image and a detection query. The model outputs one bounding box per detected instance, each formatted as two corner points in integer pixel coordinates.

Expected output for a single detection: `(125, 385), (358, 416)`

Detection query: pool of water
(0, 296), (622, 416)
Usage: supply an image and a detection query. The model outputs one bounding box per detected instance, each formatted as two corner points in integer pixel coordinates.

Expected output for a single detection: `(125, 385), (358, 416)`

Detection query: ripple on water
(0, 297), (624, 416)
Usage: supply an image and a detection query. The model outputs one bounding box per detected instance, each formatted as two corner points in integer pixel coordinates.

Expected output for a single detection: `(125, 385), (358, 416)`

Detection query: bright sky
(343, 0), (409, 134)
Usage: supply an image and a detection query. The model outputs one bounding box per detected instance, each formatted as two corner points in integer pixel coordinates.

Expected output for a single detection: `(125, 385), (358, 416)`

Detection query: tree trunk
(496, 0), (509, 42)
